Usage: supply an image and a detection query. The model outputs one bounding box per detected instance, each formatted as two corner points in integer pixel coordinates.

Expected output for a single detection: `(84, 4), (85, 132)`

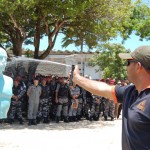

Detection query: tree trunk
(39, 45), (52, 59)
(34, 18), (41, 59)
(11, 33), (24, 77)
(39, 19), (65, 60)
(12, 40), (23, 56)
(39, 32), (58, 59)
(11, 28), (26, 56)
(28, 61), (39, 81)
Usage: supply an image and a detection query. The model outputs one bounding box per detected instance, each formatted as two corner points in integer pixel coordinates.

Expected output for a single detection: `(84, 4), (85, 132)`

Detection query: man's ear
(136, 62), (143, 72)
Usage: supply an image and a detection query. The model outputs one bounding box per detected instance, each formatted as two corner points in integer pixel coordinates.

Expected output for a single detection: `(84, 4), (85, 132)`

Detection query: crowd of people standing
(0, 73), (128, 126)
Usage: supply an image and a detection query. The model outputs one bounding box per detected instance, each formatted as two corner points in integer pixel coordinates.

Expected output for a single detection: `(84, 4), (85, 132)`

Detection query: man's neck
(135, 75), (150, 93)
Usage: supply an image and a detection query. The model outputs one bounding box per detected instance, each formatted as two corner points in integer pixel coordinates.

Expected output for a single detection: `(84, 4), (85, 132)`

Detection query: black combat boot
(111, 117), (114, 121)
(69, 116), (73, 122)
(64, 117), (69, 123)
(76, 115), (81, 121)
(43, 117), (49, 124)
(89, 116), (93, 121)
(18, 118), (24, 125)
(56, 116), (60, 123)
(104, 116), (107, 121)
(32, 119), (37, 125)
(86, 115), (89, 120)
(28, 119), (32, 126)
(36, 117), (41, 124)
(93, 115), (99, 121)
(73, 116), (78, 122)
(8, 118), (14, 124)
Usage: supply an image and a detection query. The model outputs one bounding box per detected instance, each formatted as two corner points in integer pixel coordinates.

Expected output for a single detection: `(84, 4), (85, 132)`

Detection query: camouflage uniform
(76, 87), (83, 120)
(99, 97), (105, 117)
(68, 86), (80, 121)
(19, 80), (27, 118)
(55, 83), (70, 123)
(37, 85), (50, 123)
(104, 98), (115, 121)
(89, 95), (101, 121)
(49, 80), (57, 100)
(8, 83), (24, 124)
(82, 89), (93, 120)
(47, 80), (57, 121)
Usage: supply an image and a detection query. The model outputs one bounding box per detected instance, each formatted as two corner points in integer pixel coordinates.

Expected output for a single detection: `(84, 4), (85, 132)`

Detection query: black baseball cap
(119, 46), (150, 69)
(34, 77), (39, 81)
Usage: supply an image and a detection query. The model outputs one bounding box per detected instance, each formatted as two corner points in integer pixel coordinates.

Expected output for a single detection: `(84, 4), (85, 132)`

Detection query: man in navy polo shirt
(72, 46), (150, 150)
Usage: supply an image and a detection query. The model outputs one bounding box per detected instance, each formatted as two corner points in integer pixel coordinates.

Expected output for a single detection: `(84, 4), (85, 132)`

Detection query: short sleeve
(115, 85), (129, 103)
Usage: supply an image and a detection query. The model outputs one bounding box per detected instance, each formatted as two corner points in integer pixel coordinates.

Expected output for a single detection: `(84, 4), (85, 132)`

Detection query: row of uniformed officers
(6, 75), (119, 125)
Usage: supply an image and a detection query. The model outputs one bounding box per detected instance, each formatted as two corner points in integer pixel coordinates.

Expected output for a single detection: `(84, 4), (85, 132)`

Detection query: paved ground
(0, 118), (122, 150)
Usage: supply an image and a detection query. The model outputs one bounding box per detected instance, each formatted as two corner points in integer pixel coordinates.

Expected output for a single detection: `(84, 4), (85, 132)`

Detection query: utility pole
(81, 38), (84, 76)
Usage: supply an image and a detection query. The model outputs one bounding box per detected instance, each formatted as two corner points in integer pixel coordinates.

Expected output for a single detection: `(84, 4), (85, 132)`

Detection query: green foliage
(62, 0), (134, 50)
(89, 43), (129, 80)
(132, 4), (150, 40)
(0, 0), (36, 53)
(0, 0), (137, 58)
(121, 2), (150, 40)
(0, 0), (100, 56)
(24, 49), (34, 58)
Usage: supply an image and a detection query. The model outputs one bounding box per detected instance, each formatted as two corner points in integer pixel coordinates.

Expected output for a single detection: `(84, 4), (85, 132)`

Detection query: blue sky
(23, 33), (150, 52)
(63, 34), (150, 52)
(110, 34), (150, 52)
(56, 33), (150, 52)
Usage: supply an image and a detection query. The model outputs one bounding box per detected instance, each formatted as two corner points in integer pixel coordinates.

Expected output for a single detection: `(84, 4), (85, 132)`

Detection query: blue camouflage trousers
(8, 101), (23, 119)
(37, 98), (50, 118)
(84, 98), (92, 118)
(90, 103), (100, 117)
(77, 98), (83, 116)
(104, 99), (115, 118)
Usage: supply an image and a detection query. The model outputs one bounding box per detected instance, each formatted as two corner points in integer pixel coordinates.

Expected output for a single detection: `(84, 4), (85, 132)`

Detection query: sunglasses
(126, 60), (139, 66)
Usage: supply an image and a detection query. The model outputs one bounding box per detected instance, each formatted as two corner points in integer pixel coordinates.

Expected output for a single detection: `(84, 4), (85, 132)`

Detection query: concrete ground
(0, 118), (122, 150)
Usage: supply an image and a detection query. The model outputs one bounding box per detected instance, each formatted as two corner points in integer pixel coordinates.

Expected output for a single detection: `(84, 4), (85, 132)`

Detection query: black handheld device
(69, 65), (75, 86)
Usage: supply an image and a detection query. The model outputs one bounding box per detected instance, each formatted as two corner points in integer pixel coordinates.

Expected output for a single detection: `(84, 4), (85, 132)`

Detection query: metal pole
(81, 39), (84, 76)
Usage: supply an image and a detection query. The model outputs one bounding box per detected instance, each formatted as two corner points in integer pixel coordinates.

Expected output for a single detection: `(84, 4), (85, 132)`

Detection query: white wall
(45, 53), (102, 79)
(84, 62), (102, 80)
(65, 54), (102, 80)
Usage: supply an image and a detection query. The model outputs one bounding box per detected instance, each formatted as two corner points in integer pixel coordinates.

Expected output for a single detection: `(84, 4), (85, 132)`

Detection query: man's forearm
(73, 74), (114, 100)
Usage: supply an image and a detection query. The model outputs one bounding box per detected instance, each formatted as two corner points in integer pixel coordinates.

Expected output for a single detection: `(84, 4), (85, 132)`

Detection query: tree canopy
(120, 2), (150, 41)
(131, 3), (150, 40)
(89, 43), (129, 80)
(0, 0), (134, 58)
(62, 0), (134, 50)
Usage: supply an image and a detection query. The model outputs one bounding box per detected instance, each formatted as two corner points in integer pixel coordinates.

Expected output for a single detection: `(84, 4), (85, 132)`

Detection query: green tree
(0, 0), (36, 56)
(89, 43), (130, 80)
(0, 0), (92, 58)
(24, 49), (34, 58)
(0, 0), (134, 58)
(62, 0), (134, 51)
(121, 2), (150, 41)
(131, 3), (150, 40)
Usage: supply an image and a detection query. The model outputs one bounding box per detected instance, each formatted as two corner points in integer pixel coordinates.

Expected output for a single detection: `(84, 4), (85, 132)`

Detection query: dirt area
(0, 118), (122, 150)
